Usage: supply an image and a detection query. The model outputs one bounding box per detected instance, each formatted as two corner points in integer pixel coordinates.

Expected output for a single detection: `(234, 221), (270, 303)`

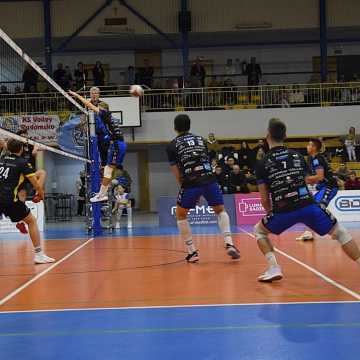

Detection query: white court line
(0, 237), (94, 307)
(0, 300), (359, 315)
(238, 226), (360, 301)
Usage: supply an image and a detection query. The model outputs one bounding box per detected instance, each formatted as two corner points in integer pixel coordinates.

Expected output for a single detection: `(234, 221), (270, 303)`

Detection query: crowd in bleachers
(208, 131), (360, 194)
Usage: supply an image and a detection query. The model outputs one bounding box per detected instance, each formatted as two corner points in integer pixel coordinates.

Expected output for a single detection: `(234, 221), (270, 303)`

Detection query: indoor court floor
(0, 222), (359, 359)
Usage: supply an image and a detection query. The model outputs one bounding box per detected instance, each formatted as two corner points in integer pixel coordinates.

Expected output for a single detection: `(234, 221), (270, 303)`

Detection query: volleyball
(129, 85), (144, 97)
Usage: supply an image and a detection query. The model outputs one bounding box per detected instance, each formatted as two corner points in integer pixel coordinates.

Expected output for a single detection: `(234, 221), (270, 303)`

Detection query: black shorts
(0, 201), (31, 223)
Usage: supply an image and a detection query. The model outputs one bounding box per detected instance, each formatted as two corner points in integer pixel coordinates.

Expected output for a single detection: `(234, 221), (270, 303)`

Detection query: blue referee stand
(88, 111), (102, 237)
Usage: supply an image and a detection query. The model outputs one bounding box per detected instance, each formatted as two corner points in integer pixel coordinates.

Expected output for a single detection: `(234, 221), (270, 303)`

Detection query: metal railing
(141, 82), (360, 111)
(0, 82), (360, 115)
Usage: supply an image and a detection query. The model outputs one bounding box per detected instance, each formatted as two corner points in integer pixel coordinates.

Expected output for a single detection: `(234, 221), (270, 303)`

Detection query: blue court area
(0, 302), (359, 360)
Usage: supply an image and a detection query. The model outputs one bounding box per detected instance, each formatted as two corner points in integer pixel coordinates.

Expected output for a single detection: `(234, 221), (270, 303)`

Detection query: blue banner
(158, 195), (236, 227)
(57, 114), (85, 156)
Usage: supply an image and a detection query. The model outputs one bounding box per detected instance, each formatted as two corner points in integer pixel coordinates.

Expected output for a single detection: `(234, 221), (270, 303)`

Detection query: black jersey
(0, 154), (36, 203)
(255, 146), (313, 213)
(99, 109), (123, 141)
(166, 133), (215, 188)
(308, 154), (337, 189)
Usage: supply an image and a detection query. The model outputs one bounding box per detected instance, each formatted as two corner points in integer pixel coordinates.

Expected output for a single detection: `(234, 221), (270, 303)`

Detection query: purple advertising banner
(158, 195), (236, 227)
(235, 193), (266, 225)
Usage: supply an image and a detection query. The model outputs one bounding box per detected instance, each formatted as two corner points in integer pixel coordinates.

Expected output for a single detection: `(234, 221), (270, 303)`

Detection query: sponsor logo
(335, 196), (360, 212)
(238, 198), (266, 217)
(171, 205), (215, 216)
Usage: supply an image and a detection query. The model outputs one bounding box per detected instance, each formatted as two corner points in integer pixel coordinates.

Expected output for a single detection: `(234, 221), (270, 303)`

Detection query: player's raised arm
(69, 90), (100, 114)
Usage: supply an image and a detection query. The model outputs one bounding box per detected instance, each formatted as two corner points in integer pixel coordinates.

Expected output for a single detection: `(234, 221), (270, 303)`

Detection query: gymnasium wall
(127, 105), (360, 143)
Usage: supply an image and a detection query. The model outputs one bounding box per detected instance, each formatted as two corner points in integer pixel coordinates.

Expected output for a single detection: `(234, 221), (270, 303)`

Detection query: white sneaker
(258, 266), (283, 282)
(34, 253), (55, 264)
(115, 222), (120, 229)
(127, 222), (133, 229)
(296, 231), (314, 241)
(90, 193), (108, 203)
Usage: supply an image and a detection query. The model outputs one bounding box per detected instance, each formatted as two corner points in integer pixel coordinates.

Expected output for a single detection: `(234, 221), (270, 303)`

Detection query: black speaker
(178, 11), (192, 32)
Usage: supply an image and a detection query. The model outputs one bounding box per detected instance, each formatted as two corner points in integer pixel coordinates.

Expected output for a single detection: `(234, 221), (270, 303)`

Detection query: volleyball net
(0, 26), (102, 235)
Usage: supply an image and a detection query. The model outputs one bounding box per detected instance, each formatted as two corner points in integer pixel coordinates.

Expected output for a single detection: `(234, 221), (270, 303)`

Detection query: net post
(88, 110), (102, 237)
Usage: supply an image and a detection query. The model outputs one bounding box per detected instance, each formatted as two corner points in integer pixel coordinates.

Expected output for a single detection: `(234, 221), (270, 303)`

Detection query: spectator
(76, 170), (86, 216)
(253, 139), (269, 164)
(92, 61), (105, 86)
(224, 156), (236, 174)
(345, 171), (360, 190)
(190, 57), (206, 87)
(90, 86), (100, 105)
(138, 59), (154, 88)
(344, 126), (357, 161)
(335, 163), (352, 181)
(22, 64), (38, 93)
(238, 141), (252, 168)
(64, 66), (73, 90)
(74, 62), (88, 89)
(214, 165), (230, 194)
(244, 57), (262, 86)
(207, 132), (220, 160)
(53, 63), (67, 88)
(225, 59), (236, 79)
(211, 158), (218, 173)
(229, 164), (250, 193)
(126, 66), (136, 85)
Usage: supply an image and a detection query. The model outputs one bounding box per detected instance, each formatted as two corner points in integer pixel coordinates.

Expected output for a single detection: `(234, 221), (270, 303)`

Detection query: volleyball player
(14, 127), (47, 234)
(254, 119), (360, 282)
(296, 138), (339, 241)
(167, 114), (240, 262)
(0, 139), (54, 264)
(69, 90), (127, 202)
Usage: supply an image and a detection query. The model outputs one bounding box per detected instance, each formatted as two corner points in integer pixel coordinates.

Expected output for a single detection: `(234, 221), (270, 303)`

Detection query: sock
(217, 211), (233, 246)
(177, 219), (196, 254)
(98, 184), (109, 197)
(127, 207), (132, 226)
(265, 252), (278, 267)
(34, 246), (43, 255)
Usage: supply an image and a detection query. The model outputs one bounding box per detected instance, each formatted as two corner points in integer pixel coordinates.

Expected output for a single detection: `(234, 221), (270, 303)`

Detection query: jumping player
(254, 119), (360, 282)
(167, 114), (240, 262)
(15, 127), (47, 234)
(0, 139), (54, 264)
(297, 138), (339, 241)
(69, 90), (127, 202)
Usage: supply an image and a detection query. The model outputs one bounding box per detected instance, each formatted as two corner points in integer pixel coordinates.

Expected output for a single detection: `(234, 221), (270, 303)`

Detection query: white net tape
(0, 127), (90, 163)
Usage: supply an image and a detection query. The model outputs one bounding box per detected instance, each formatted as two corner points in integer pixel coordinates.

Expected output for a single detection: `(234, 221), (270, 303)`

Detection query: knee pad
(254, 222), (268, 242)
(331, 224), (352, 245)
(103, 165), (113, 179)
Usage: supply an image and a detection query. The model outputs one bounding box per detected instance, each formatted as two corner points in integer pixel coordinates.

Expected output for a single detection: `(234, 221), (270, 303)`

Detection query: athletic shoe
(296, 231), (314, 241)
(127, 222), (133, 229)
(90, 193), (108, 203)
(185, 251), (199, 263)
(258, 266), (283, 282)
(226, 244), (240, 259)
(16, 222), (28, 234)
(34, 253), (55, 264)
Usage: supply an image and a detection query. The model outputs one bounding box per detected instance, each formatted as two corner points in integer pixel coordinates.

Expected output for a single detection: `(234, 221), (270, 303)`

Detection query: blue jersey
(95, 114), (109, 143)
(308, 154), (337, 189)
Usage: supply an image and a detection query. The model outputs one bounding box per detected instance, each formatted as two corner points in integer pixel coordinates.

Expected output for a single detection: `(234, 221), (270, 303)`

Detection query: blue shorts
(107, 141), (127, 168)
(314, 186), (338, 207)
(177, 182), (224, 209)
(262, 204), (337, 236)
